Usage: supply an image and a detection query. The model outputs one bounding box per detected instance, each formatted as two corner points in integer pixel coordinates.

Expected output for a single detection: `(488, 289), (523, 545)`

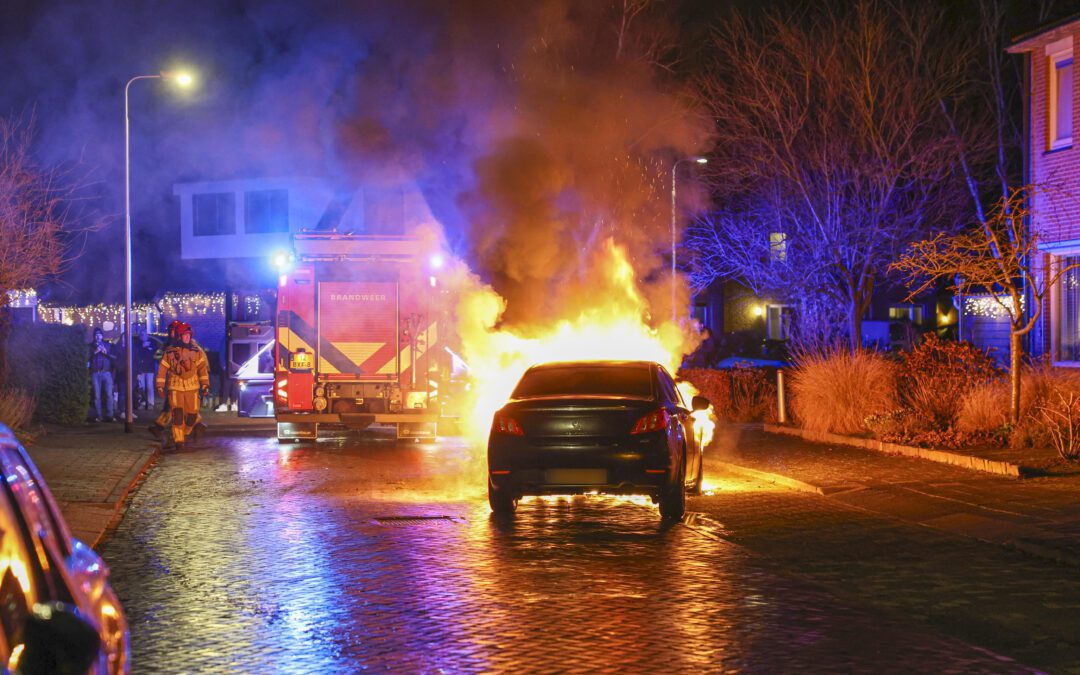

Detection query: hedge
(5, 323), (90, 424)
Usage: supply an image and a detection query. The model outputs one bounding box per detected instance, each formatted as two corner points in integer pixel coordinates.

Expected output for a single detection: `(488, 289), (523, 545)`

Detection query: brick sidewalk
(708, 424), (1080, 568)
(23, 420), (160, 548)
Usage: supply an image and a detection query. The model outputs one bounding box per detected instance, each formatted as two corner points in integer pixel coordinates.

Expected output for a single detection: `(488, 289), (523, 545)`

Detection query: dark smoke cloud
(0, 1), (710, 321)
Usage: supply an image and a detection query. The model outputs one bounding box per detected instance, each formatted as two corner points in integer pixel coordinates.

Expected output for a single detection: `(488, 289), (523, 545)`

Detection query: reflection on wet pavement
(100, 434), (1035, 673)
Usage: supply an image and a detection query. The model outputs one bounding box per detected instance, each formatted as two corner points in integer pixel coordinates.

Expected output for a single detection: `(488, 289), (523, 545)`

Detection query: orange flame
(452, 238), (717, 453)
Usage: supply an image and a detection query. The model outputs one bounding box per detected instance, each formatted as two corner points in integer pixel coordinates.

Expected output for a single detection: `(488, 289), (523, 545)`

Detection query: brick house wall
(1010, 20), (1080, 364)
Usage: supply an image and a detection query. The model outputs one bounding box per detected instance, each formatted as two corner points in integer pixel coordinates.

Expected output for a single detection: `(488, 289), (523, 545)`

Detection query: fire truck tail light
(275, 378), (288, 402)
(631, 408), (670, 434)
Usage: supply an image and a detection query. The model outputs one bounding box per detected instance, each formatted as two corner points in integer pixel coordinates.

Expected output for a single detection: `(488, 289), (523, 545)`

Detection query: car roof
(526, 360), (657, 370)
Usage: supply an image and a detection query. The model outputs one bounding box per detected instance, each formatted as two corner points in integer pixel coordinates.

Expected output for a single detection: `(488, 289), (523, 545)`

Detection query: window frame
(1048, 36), (1074, 151)
(1052, 250), (1080, 367)
(192, 192), (238, 237)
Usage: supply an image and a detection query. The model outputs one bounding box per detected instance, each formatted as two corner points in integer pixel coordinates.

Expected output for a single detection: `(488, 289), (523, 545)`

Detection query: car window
(512, 364), (654, 399)
(657, 367), (686, 408)
(655, 368), (678, 405)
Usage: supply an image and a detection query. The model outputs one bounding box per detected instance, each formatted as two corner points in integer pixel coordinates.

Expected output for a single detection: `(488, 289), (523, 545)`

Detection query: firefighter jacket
(155, 343), (210, 393)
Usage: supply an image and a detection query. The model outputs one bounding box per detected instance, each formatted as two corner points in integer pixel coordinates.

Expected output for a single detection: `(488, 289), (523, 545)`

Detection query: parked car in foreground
(487, 360), (708, 520)
(0, 425), (129, 674)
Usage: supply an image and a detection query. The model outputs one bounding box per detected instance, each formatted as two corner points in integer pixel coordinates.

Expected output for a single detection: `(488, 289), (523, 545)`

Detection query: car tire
(488, 482), (517, 515)
(659, 462), (686, 521)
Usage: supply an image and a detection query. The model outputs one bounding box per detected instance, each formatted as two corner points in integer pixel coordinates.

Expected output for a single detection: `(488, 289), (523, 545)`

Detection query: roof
(1008, 12), (1080, 52)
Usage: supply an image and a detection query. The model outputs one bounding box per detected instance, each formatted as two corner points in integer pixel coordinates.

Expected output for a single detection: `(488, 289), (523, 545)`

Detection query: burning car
(486, 360), (708, 520)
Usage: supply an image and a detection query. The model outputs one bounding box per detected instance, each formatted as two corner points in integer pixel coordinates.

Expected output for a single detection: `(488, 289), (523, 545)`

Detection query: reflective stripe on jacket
(155, 345), (210, 393)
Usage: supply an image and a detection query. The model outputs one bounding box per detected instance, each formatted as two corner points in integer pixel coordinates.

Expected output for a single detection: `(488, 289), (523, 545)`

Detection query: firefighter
(154, 322), (210, 451)
(148, 321), (183, 439)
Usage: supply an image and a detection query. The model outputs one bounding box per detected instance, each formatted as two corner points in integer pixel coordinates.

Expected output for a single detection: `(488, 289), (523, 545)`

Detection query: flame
(452, 237), (717, 456)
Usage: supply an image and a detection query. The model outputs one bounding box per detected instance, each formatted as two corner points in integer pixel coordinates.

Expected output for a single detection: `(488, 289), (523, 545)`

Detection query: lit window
(193, 193), (236, 236)
(889, 305), (923, 323)
(769, 232), (787, 261)
(1050, 40), (1073, 150)
(766, 305), (792, 340)
(244, 189), (289, 234)
(1058, 255), (1080, 361)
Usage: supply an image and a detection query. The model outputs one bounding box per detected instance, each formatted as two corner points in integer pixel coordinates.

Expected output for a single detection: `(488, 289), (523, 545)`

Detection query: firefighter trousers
(169, 390), (201, 444)
(156, 393), (202, 431)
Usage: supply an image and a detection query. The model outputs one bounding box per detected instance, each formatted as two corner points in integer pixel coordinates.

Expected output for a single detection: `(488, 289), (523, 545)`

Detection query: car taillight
(492, 413), (524, 435)
(631, 408), (671, 434)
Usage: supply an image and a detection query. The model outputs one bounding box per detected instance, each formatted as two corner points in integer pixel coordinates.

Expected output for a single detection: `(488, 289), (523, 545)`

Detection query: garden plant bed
(762, 423), (1069, 478)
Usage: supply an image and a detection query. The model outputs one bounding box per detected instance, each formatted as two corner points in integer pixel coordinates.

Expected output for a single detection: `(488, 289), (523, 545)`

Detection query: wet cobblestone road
(100, 432), (1047, 673)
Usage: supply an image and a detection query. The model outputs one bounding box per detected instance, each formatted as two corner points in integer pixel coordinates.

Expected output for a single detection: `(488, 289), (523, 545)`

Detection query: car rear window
(512, 365), (654, 399)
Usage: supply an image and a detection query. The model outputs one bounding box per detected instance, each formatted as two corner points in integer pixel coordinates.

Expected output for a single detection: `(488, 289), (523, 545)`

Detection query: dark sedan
(487, 360), (709, 520)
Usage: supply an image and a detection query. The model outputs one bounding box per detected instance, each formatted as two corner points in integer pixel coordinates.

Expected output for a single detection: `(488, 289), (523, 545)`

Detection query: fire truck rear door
(316, 281), (399, 379)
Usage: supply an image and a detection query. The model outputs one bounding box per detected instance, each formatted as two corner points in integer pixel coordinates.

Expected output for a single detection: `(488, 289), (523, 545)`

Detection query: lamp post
(123, 71), (193, 432)
(670, 156), (708, 325)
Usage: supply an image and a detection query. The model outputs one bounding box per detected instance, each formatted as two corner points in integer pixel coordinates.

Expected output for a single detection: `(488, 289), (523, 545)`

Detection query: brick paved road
(100, 432), (1046, 673)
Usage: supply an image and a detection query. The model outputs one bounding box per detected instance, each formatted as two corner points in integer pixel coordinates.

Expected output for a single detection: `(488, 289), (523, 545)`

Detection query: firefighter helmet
(167, 320), (184, 339)
(176, 322), (193, 337)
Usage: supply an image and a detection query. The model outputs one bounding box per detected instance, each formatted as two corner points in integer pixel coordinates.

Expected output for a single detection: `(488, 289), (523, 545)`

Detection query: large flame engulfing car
(452, 238), (717, 467)
(487, 360), (709, 519)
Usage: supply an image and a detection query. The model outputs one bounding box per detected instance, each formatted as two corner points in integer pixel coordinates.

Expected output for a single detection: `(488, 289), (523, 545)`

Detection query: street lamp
(671, 156), (708, 325)
(123, 70), (193, 432)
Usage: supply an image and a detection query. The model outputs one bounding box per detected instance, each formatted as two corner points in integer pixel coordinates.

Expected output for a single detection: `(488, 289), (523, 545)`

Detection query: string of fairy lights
(963, 294), (1024, 319)
(16, 291), (265, 333)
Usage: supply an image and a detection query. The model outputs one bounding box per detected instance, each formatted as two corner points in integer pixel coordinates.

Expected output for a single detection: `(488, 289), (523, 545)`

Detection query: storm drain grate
(370, 516), (465, 527)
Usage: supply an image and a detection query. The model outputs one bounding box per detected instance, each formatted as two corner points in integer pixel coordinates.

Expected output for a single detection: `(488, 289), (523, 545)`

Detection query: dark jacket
(89, 339), (116, 374)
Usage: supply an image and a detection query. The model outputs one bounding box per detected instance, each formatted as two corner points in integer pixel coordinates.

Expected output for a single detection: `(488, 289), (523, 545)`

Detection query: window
(1058, 255), (1080, 361)
(889, 305), (924, 324)
(769, 232), (787, 261)
(766, 305), (792, 340)
(1049, 38), (1073, 150)
(511, 364), (654, 399)
(244, 189), (289, 234)
(193, 193), (236, 236)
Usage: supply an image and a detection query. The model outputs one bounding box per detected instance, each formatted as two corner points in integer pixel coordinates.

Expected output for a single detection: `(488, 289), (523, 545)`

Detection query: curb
(91, 446), (161, 549)
(763, 424), (1025, 478)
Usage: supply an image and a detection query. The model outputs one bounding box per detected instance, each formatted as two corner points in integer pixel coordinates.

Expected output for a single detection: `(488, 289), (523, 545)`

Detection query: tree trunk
(849, 290), (864, 353)
(0, 309), (9, 391)
(1009, 330), (1022, 425)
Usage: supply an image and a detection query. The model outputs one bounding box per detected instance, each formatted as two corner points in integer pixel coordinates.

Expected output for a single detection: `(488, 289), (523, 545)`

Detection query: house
(1008, 16), (1080, 365)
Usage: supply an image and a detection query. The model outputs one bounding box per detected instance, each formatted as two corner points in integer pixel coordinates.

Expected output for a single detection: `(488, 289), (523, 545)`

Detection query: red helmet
(176, 322), (193, 337)
(167, 320), (184, 338)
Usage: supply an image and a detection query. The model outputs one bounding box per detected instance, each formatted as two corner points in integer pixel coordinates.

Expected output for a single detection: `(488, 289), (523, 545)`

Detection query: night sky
(2, 0), (1079, 309)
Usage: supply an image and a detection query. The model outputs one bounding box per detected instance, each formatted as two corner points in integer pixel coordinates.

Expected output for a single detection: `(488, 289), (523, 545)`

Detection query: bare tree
(689, 1), (966, 350)
(919, 0), (1068, 423)
(0, 115), (97, 388)
(893, 188), (1079, 424)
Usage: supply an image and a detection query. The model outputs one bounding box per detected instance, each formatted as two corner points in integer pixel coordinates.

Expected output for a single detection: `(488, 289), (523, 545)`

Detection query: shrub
(0, 388), (35, 431)
(5, 323), (90, 424)
(1008, 361), (1080, 456)
(679, 365), (777, 423)
(790, 348), (896, 435)
(956, 383), (1010, 434)
(1035, 390), (1080, 460)
(899, 334), (1001, 431)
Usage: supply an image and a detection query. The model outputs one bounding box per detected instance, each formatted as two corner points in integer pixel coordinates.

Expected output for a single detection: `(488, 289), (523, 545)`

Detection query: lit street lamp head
(162, 70), (195, 87)
(693, 156), (708, 164)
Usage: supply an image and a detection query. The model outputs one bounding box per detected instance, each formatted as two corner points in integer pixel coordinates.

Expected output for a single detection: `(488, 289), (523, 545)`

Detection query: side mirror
(16, 602), (100, 675)
(691, 396), (710, 412)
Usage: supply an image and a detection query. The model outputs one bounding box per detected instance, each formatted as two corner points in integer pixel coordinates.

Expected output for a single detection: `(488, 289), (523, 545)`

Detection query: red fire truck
(274, 233), (447, 441)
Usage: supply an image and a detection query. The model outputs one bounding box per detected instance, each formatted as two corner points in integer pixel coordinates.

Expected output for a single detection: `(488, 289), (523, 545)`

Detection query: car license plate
(544, 469), (608, 485)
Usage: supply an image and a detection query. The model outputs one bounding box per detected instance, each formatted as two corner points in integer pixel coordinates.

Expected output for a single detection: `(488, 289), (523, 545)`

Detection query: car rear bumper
(488, 434), (672, 498)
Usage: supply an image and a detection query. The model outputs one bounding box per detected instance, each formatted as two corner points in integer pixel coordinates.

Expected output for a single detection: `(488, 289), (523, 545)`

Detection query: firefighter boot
(147, 423), (164, 440)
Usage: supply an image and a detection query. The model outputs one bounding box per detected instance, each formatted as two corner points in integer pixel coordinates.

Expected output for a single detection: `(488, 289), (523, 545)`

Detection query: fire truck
(274, 233), (446, 441)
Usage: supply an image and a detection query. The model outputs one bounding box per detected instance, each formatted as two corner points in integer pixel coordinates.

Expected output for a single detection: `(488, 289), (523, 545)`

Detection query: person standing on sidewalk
(154, 322), (209, 451)
(134, 326), (158, 410)
(88, 327), (117, 423)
